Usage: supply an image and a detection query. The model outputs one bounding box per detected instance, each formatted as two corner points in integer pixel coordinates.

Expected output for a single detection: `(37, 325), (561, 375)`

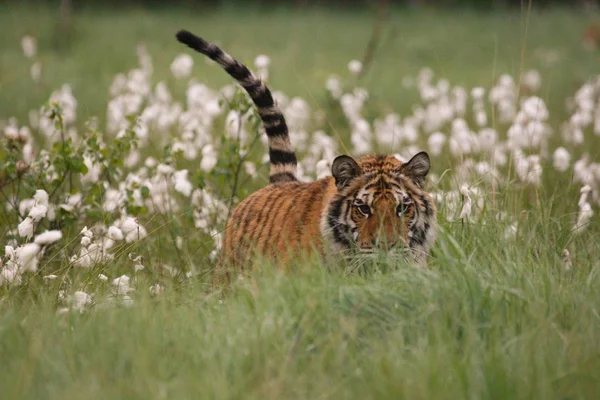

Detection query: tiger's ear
(332, 155), (361, 190)
(400, 151), (430, 187)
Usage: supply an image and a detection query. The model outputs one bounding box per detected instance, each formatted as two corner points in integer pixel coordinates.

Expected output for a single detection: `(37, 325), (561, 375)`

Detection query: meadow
(1, 3), (600, 399)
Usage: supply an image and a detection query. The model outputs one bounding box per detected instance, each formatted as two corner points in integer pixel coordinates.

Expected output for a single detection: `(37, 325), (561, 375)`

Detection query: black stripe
(225, 63), (252, 81)
(260, 113), (280, 125)
(252, 89), (275, 108)
(236, 200), (257, 246)
(265, 122), (289, 138)
(270, 172), (297, 183)
(269, 149), (297, 165)
(246, 189), (281, 243)
(261, 191), (293, 252)
(242, 80), (263, 97)
(421, 196), (433, 217)
(296, 181), (325, 237)
(409, 222), (429, 248)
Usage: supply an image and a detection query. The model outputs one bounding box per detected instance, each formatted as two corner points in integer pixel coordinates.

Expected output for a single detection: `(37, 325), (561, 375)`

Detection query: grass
(1, 219), (599, 399)
(1, 3), (600, 400)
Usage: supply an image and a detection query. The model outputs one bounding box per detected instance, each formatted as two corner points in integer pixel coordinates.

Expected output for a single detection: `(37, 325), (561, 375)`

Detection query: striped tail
(176, 30), (297, 184)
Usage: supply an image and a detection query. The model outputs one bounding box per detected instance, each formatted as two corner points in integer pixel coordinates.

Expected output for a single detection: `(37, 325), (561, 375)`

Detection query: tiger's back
(221, 178), (335, 267)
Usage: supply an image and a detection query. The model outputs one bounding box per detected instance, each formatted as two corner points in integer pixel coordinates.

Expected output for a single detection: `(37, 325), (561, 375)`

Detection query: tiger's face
(322, 152), (436, 264)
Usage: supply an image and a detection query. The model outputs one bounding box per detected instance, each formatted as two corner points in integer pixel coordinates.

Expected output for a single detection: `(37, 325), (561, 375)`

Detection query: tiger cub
(176, 30), (437, 271)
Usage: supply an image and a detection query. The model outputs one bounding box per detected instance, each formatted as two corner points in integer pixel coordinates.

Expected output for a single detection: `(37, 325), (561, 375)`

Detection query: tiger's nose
(373, 239), (397, 249)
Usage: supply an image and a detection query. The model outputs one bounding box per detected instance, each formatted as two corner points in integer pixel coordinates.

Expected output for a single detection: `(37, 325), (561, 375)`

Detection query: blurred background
(1, 0), (599, 126)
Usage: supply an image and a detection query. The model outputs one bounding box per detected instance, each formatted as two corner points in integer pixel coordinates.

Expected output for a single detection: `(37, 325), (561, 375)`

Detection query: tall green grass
(1, 212), (599, 399)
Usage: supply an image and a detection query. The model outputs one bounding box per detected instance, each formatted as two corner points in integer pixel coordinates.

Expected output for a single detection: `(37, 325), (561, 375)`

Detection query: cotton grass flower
(17, 217), (35, 239)
(17, 243), (41, 272)
(553, 147), (571, 172)
(118, 217), (147, 243)
(34, 230), (63, 245)
(112, 275), (134, 296)
(254, 54), (270, 79)
(573, 201), (594, 234)
(562, 249), (573, 271)
(347, 60), (362, 76)
(21, 35), (37, 58)
(459, 185), (472, 220)
(71, 291), (92, 313)
(170, 54), (193, 79)
(149, 284), (163, 296)
(107, 226), (124, 241)
(30, 62), (42, 83)
(173, 169), (193, 197)
(428, 132), (447, 156)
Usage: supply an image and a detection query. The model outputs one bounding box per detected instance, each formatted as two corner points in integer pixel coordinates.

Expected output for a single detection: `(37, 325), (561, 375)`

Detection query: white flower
(30, 62), (42, 82)
(553, 147), (571, 172)
(21, 35), (37, 58)
(522, 70), (541, 92)
(33, 189), (49, 206)
(81, 155), (102, 184)
(0, 264), (21, 286)
(254, 54), (271, 69)
(504, 223), (518, 239)
(80, 236), (92, 247)
(71, 291), (92, 313)
(98, 274), (108, 281)
(17, 217), (34, 239)
(43, 274), (58, 280)
(475, 111), (487, 127)
(107, 226), (124, 241)
(471, 87), (485, 101)
(316, 159), (332, 179)
(573, 202), (594, 234)
(120, 217), (147, 243)
(112, 275), (133, 295)
(348, 60), (362, 76)
(579, 185), (592, 207)
(561, 249), (572, 271)
(170, 54), (193, 79)
(522, 96), (549, 121)
(428, 132), (447, 156)
(34, 230), (63, 245)
(200, 145), (218, 172)
(81, 226), (93, 238)
(326, 76), (343, 99)
(149, 284), (163, 296)
(18, 243), (40, 272)
(459, 185), (472, 220)
(243, 161), (257, 178)
(28, 204), (47, 221)
(157, 163), (175, 175)
(173, 169), (193, 197)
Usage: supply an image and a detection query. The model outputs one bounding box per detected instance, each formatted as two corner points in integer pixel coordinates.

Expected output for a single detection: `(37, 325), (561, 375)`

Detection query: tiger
(176, 30), (437, 274)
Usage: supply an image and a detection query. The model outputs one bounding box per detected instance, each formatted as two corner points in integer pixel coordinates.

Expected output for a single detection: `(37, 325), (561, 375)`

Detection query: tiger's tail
(176, 30), (297, 184)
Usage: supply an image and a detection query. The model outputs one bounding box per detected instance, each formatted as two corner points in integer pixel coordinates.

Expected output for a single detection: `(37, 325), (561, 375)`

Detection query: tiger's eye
(397, 199), (412, 216)
(356, 204), (371, 216)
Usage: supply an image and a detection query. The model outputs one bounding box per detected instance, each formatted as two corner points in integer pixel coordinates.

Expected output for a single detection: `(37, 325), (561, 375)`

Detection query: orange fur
(220, 154), (437, 278)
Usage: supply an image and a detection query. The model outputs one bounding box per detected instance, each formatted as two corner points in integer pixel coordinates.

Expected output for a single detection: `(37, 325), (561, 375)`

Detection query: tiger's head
(321, 152), (436, 264)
